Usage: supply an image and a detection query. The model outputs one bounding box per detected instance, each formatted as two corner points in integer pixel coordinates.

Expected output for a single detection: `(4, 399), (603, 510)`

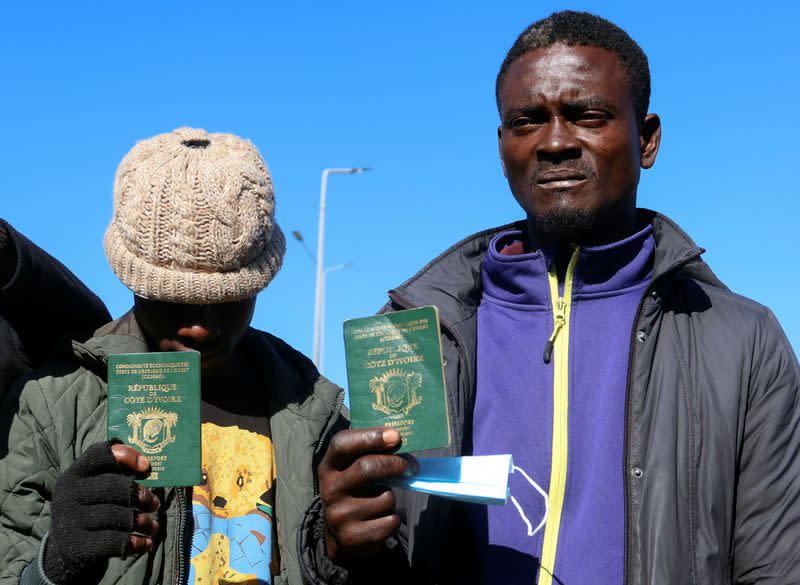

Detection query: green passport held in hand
(107, 351), (201, 487)
(344, 306), (451, 453)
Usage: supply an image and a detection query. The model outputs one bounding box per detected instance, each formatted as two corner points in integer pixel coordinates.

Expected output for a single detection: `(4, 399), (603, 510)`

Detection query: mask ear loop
(510, 465), (549, 537)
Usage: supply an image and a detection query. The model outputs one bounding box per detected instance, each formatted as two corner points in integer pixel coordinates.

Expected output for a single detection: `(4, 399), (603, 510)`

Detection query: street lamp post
(319, 263), (351, 373)
(313, 167), (370, 367)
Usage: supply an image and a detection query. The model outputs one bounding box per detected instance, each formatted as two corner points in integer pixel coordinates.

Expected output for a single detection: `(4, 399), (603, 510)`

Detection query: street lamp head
(324, 262), (353, 274)
(322, 167), (373, 177)
(313, 165), (371, 368)
(292, 230), (304, 242)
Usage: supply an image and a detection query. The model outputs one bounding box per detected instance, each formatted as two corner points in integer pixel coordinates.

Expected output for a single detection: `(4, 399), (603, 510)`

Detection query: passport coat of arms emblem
(369, 368), (423, 418)
(127, 406), (179, 454)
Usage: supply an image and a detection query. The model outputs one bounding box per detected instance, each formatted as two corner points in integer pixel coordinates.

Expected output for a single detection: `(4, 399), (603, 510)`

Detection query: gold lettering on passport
(345, 306), (451, 453)
(108, 351), (200, 486)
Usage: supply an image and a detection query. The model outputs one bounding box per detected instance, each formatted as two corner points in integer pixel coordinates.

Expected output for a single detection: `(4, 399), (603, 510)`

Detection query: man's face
(497, 44), (660, 244)
(134, 296), (256, 376)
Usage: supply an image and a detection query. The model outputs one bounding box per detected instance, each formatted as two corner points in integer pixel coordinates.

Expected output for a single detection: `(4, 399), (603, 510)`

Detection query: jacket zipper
(173, 487), (190, 585)
(538, 246), (580, 585)
(543, 304), (566, 364)
(313, 389), (346, 496)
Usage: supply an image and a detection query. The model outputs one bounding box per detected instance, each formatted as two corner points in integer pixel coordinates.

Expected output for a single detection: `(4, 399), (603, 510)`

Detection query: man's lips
(536, 169), (587, 185)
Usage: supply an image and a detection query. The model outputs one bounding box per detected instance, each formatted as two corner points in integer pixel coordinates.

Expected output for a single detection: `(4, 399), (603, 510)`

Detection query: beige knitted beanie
(104, 127), (285, 304)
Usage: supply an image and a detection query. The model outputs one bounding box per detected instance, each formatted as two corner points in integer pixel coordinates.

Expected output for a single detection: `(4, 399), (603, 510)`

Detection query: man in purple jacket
(299, 10), (800, 585)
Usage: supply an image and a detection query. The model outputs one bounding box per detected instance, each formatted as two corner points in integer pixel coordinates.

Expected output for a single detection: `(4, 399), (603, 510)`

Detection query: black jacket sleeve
(298, 496), (410, 585)
(296, 407), (411, 585)
(732, 309), (800, 584)
(0, 219), (110, 354)
(0, 219), (111, 446)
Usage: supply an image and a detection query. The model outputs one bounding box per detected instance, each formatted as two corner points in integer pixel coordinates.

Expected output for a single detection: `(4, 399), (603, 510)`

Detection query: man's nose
(177, 322), (220, 344)
(537, 117), (580, 159)
(178, 311), (220, 345)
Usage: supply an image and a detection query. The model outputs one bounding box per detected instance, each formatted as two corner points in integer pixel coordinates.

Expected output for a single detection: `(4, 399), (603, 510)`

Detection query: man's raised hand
(43, 441), (160, 584)
(317, 428), (410, 564)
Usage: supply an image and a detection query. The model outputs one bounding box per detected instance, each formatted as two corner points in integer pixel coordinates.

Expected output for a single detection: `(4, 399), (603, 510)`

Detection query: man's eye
(575, 111), (609, 126)
(510, 117), (536, 129)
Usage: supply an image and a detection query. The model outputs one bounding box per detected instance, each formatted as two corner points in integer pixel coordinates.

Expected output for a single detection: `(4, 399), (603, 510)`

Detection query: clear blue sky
(2, 1), (798, 392)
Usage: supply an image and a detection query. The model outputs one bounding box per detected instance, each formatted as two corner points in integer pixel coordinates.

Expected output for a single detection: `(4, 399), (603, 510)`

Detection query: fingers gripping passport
(43, 440), (160, 584)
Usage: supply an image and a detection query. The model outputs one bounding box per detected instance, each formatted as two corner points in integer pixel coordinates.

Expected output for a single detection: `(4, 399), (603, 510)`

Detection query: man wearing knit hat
(0, 128), (346, 585)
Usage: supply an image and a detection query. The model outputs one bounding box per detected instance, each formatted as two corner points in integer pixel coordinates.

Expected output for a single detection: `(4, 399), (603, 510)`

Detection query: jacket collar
(66, 310), (149, 375)
(387, 221), (521, 330)
(482, 223), (655, 306)
(643, 209), (715, 284)
(388, 209), (721, 330)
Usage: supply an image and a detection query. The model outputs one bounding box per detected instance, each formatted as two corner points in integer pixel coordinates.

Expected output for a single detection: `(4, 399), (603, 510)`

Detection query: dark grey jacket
(302, 210), (800, 585)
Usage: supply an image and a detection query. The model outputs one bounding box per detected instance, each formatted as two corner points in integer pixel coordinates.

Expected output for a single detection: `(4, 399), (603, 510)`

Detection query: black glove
(43, 440), (154, 584)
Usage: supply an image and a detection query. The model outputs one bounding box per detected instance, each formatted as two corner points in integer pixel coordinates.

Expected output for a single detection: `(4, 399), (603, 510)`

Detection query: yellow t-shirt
(188, 412), (278, 583)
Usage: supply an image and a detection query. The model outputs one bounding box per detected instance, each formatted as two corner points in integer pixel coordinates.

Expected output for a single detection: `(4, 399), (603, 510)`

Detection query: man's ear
(640, 113), (661, 169)
(498, 126), (508, 178)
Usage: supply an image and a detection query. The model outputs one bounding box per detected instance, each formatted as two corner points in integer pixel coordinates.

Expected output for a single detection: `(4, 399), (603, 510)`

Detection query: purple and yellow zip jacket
(469, 224), (654, 584)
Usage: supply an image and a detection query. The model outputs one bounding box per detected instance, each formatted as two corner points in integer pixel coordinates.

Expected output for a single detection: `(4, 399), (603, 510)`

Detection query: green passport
(344, 306), (451, 453)
(107, 351), (201, 487)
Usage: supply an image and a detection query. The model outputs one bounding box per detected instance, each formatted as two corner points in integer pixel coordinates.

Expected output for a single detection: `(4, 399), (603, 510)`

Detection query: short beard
(531, 206), (599, 243)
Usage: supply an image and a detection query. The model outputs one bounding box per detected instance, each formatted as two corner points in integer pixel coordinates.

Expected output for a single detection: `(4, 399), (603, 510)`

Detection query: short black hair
(496, 11), (651, 122)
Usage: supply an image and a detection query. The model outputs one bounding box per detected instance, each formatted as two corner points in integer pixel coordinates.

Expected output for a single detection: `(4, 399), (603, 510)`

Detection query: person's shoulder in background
(0, 218), (111, 456)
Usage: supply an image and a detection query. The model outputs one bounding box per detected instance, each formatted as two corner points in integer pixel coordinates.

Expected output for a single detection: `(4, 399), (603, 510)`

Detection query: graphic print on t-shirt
(189, 423), (277, 584)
